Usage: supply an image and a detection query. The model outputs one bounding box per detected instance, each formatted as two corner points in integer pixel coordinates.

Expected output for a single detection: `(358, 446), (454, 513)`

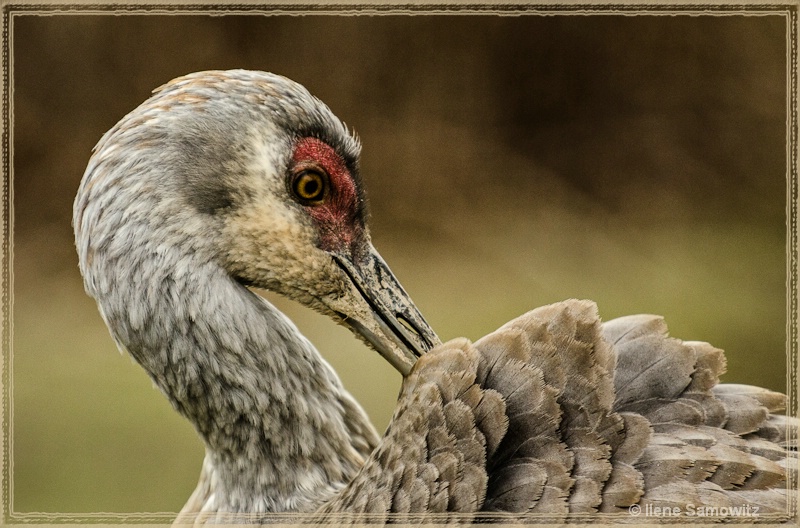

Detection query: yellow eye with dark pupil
(293, 170), (327, 203)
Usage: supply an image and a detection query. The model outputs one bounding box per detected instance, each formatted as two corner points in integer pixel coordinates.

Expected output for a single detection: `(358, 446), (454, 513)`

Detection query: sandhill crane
(74, 70), (796, 524)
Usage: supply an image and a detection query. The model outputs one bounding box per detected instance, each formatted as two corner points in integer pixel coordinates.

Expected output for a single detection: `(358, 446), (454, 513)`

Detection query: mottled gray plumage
(74, 70), (796, 524)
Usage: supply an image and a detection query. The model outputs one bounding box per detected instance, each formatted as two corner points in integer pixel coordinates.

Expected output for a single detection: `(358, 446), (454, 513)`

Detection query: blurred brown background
(11, 11), (788, 514)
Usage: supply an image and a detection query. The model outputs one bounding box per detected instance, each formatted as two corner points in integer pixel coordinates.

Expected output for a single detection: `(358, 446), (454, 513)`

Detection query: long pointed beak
(331, 246), (440, 376)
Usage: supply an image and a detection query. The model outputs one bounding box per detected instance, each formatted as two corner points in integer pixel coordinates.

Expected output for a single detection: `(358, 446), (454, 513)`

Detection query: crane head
(74, 70), (439, 376)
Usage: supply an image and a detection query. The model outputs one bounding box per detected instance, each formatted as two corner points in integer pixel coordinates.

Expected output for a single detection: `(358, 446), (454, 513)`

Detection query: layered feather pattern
(313, 299), (796, 523)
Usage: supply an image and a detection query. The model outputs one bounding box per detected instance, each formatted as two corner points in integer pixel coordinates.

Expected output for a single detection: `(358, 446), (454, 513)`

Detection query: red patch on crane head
(290, 137), (363, 255)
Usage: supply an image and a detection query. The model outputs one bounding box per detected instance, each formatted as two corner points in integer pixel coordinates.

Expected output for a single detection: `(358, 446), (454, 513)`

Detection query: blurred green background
(11, 11), (788, 515)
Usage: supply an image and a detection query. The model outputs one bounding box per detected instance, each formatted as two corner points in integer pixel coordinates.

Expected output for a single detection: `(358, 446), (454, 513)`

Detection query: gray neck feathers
(73, 70), (378, 512)
(77, 204), (376, 512)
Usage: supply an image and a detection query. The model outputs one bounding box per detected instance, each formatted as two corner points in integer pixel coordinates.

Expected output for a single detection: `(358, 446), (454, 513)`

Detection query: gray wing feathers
(314, 339), (498, 523)
(601, 304), (795, 519)
(316, 299), (794, 521)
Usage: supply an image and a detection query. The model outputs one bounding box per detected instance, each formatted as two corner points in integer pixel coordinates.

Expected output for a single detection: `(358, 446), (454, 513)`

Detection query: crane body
(74, 70), (796, 524)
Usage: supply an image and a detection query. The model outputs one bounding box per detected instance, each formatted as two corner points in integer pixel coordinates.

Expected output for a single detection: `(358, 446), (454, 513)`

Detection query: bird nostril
(396, 315), (417, 334)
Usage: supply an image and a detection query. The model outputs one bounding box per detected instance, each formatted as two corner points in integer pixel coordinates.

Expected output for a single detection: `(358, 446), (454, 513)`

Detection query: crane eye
(292, 169), (328, 204)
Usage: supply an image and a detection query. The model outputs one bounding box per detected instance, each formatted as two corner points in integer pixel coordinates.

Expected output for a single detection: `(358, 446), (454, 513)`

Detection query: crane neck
(93, 253), (378, 513)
